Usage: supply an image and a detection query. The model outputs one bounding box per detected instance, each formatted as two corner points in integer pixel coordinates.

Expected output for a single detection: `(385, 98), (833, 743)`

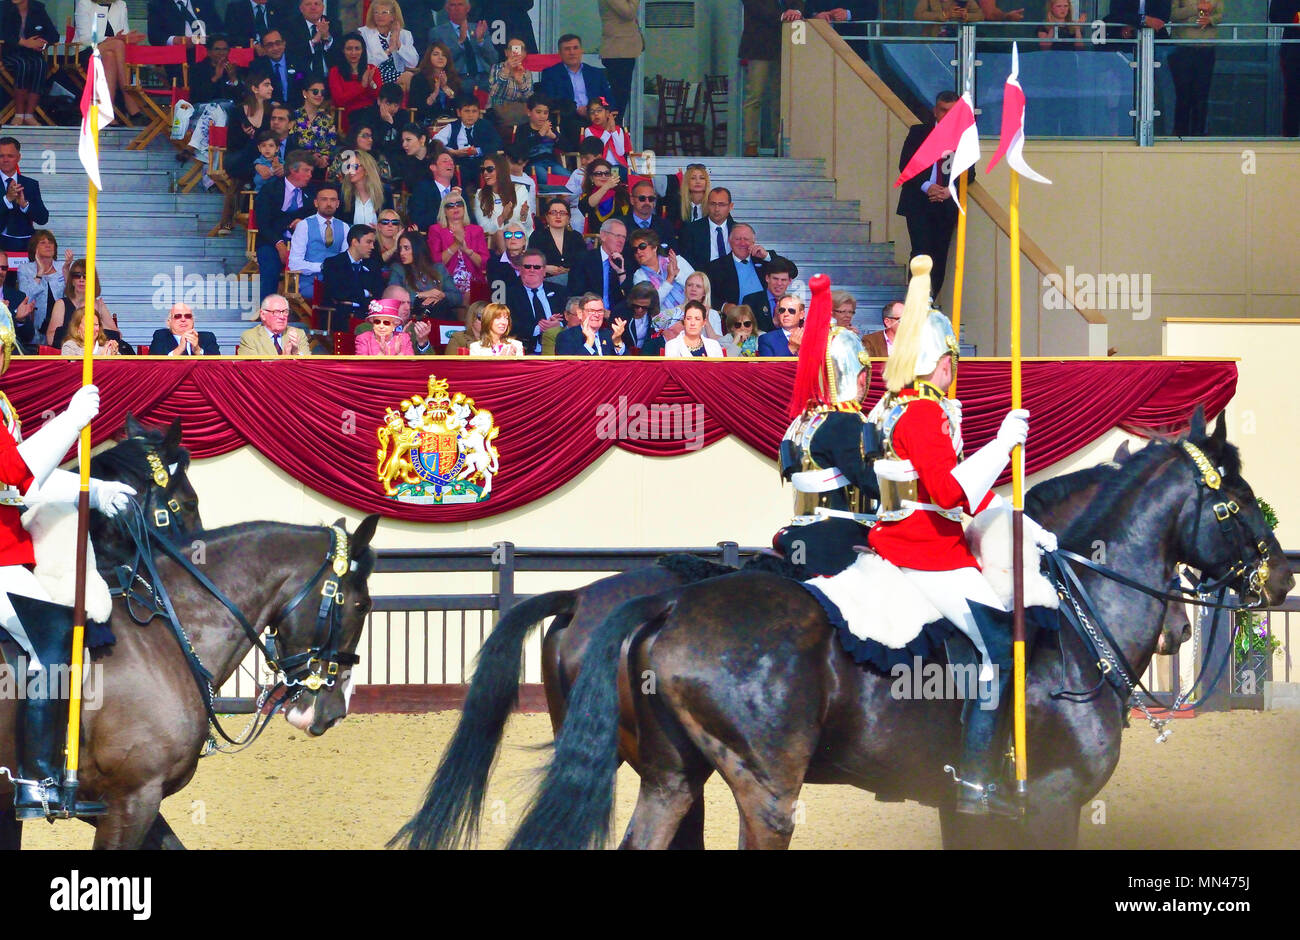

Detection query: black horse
(503, 413), (1291, 849)
(394, 440), (1188, 850)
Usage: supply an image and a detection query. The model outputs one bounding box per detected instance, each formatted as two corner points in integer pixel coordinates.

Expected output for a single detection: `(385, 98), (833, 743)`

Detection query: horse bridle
(263, 525), (362, 693)
(140, 445), (189, 540)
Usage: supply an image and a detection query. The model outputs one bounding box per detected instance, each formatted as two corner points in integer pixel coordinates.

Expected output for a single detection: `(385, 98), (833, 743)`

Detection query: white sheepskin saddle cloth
(21, 502), (114, 624)
(801, 506), (1058, 670)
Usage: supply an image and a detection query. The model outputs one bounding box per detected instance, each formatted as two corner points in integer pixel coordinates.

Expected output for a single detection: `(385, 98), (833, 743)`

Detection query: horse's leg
(91, 787), (164, 850)
(0, 805), (20, 849)
(138, 813), (187, 850)
(619, 775), (702, 850)
(666, 796), (706, 850)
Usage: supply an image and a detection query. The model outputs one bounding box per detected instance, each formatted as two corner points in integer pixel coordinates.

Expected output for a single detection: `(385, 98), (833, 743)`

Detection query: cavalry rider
(0, 304), (135, 819)
(868, 255), (1055, 817)
(773, 274), (879, 579)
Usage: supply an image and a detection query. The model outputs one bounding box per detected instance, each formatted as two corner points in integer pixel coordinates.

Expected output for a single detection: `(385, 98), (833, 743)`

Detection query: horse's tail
(507, 591), (676, 851)
(389, 589), (576, 850)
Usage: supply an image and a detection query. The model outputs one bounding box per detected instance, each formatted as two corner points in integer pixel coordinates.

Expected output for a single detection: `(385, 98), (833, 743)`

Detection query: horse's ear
(1188, 405), (1206, 440)
(1211, 410), (1228, 449)
(1113, 439), (1131, 463)
(351, 514), (380, 558)
(124, 412), (145, 438)
(164, 418), (183, 454)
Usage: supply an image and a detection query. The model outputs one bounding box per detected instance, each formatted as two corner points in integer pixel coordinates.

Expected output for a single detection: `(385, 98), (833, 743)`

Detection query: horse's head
(113, 414), (203, 537)
(282, 513), (380, 737)
(1174, 408), (1293, 608)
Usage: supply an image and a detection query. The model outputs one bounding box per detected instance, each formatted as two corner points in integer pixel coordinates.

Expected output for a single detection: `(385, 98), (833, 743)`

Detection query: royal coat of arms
(376, 375), (500, 504)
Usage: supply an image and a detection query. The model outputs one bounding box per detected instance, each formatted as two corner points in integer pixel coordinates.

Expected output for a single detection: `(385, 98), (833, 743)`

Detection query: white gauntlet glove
(16, 385), (102, 491)
(995, 409), (1029, 452)
(950, 409), (1030, 510)
(90, 479), (137, 518)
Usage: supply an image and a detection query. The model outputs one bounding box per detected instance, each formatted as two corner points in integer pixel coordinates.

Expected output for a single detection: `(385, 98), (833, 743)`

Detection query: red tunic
(0, 421), (35, 567)
(867, 392), (993, 571)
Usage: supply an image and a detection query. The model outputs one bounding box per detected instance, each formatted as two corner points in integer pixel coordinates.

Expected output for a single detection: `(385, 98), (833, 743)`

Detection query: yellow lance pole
(63, 49), (101, 814)
(949, 172), (968, 399)
(1008, 168), (1028, 807)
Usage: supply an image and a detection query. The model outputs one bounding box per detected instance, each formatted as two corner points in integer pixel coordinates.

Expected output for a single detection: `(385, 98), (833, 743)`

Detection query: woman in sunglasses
(473, 154), (532, 254)
(372, 208), (406, 272)
(355, 298), (415, 356)
(45, 259), (130, 353)
(292, 80), (339, 174)
(527, 197), (586, 286)
(578, 159), (628, 236)
(719, 303), (761, 357)
(429, 189), (489, 301)
(389, 231), (461, 319)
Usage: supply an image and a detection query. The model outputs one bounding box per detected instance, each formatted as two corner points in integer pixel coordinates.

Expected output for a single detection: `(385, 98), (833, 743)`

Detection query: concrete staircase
(13, 126), (251, 352)
(10, 131), (904, 350)
(654, 156), (907, 333)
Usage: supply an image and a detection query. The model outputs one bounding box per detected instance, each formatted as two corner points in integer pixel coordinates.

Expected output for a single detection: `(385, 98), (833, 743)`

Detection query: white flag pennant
(78, 47), (114, 191)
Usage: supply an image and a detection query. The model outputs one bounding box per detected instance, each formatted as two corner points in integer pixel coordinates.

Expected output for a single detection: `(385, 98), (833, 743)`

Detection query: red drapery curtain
(2, 358), (1236, 521)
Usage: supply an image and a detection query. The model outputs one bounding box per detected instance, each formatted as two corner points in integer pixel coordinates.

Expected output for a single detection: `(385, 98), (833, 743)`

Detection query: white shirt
(167, 0), (205, 43)
(359, 26), (417, 73)
(708, 220), (729, 261)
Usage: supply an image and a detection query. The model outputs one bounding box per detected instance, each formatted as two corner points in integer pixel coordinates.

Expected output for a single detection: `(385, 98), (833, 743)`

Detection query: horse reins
(1044, 441), (1274, 738)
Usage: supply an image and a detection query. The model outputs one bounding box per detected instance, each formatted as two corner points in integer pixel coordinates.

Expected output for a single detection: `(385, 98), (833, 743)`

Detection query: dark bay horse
(394, 440), (1186, 850)
(0, 515), (379, 849)
(505, 414), (1291, 849)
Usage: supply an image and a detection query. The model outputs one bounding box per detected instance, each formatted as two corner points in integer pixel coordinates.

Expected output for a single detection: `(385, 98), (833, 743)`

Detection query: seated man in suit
(237, 293), (312, 355)
(505, 248), (567, 352)
(252, 29), (304, 104)
(611, 283), (659, 355)
(617, 179), (676, 267)
(281, 0), (339, 84)
(740, 256), (796, 334)
(555, 292), (629, 356)
(407, 151), (459, 231)
(224, 0), (284, 53)
(538, 34), (612, 151)
(429, 0), (498, 92)
(567, 218), (629, 310)
(321, 224), (383, 332)
(253, 150), (316, 301)
(706, 223), (791, 308)
(863, 299), (902, 357)
(149, 303), (221, 355)
(0, 137), (50, 254)
(679, 186), (736, 271)
(757, 292), (804, 357)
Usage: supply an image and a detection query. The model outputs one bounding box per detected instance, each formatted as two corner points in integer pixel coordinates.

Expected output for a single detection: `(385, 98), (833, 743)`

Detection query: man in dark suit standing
(505, 248), (566, 351)
(555, 292), (629, 355)
(321, 224), (383, 331)
(617, 179), (676, 267)
(149, 303), (222, 355)
(706, 223), (792, 308)
(538, 34), (612, 149)
(740, 256), (796, 333)
(477, 0), (537, 56)
(254, 150), (316, 301)
(679, 187), (737, 271)
(253, 28), (302, 102)
(756, 293), (804, 356)
(896, 90), (974, 300)
(223, 0), (285, 51)
(0, 138), (49, 254)
(280, 0), (339, 84)
(567, 218), (630, 310)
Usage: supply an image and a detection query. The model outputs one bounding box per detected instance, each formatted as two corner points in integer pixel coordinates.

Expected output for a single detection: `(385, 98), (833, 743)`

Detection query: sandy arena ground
(20, 709), (1300, 849)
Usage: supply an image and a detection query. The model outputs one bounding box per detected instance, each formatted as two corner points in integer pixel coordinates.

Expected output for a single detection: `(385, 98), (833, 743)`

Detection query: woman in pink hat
(355, 299), (415, 356)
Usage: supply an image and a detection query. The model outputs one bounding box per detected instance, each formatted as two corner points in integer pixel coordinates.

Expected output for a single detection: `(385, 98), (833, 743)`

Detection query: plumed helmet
(787, 273), (869, 418)
(882, 255), (959, 393)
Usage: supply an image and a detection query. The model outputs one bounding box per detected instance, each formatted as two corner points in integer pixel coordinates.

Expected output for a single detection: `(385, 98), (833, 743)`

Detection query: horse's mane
(1058, 425), (1242, 547)
(1023, 463), (1117, 519)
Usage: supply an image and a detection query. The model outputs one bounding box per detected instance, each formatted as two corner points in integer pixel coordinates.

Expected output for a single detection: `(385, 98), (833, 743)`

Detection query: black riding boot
(6, 594), (107, 821)
(951, 601), (1020, 819)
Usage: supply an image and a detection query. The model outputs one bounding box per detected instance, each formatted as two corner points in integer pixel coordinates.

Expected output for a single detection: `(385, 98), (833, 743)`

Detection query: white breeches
(0, 565), (54, 672)
(899, 566), (1007, 682)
